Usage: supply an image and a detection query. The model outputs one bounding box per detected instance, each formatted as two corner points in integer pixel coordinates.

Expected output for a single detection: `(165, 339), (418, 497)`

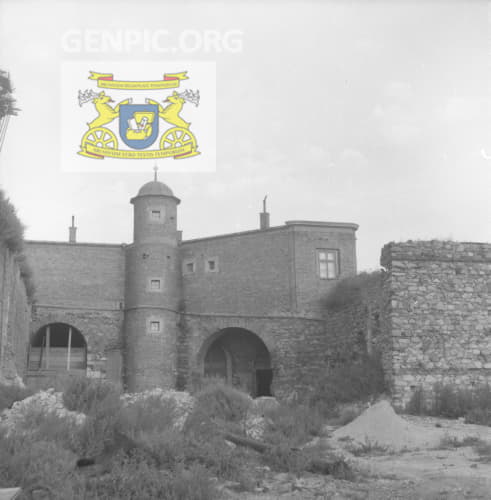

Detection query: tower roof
(137, 181), (174, 197)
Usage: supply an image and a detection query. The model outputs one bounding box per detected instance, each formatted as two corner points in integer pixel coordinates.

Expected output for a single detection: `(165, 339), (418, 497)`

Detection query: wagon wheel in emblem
(80, 127), (118, 152)
(160, 127), (197, 153)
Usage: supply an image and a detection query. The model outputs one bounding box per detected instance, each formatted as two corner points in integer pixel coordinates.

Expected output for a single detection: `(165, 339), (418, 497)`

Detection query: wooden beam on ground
(0, 488), (22, 500)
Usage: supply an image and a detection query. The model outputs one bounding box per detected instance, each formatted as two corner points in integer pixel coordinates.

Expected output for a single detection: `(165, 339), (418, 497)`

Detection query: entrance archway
(201, 327), (272, 397)
(28, 323), (87, 376)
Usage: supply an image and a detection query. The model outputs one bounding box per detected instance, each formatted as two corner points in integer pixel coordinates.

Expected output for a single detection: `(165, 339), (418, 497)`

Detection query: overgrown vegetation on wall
(324, 271), (383, 311)
(0, 190), (35, 301)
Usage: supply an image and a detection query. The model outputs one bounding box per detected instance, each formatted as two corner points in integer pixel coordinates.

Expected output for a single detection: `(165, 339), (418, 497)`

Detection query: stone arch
(198, 327), (273, 397)
(28, 323), (87, 377)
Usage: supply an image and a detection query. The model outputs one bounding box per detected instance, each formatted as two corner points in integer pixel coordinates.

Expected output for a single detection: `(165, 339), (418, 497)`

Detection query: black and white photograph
(0, 1), (490, 498)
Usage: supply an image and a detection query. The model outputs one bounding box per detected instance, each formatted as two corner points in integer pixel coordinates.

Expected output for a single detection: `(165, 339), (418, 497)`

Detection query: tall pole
(67, 326), (72, 371)
(46, 326), (50, 369)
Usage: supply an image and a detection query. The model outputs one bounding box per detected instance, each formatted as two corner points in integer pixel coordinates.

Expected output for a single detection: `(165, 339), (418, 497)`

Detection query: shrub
(82, 452), (218, 500)
(264, 402), (325, 448)
(405, 386), (427, 415)
(405, 383), (491, 426)
(0, 190), (24, 253)
(62, 376), (121, 415)
(0, 382), (33, 412)
(310, 354), (386, 411)
(119, 395), (177, 438)
(185, 381), (251, 436)
(324, 271), (382, 310)
(0, 434), (77, 499)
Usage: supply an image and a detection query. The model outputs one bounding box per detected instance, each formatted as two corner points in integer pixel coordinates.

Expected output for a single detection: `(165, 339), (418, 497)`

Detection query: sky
(0, 0), (490, 271)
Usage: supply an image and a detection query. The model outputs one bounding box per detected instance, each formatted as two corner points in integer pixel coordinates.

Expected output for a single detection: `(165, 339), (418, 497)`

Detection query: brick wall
(181, 314), (326, 397)
(290, 223), (358, 316)
(24, 242), (126, 379)
(181, 222), (358, 319)
(380, 241), (491, 406)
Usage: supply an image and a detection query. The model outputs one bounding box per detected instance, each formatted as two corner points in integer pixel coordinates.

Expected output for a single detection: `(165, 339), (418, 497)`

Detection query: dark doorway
(202, 328), (272, 397)
(256, 369), (273, 397)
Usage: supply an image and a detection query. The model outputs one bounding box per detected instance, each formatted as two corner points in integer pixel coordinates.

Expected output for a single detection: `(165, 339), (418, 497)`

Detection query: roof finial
(153, 165), (159, 182)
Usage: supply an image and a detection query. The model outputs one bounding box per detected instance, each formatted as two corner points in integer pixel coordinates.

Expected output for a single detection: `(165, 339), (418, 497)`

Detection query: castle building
(24, 178), (358, 396)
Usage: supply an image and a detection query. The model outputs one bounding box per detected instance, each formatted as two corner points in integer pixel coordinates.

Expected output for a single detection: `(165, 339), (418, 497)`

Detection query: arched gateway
(28, 323), (87, 377)
(200, 327), (273, 397)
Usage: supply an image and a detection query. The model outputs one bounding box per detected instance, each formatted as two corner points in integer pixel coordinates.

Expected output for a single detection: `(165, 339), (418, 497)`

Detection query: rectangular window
(317, 250), (339, 279)
(205, 258), (218, 273)
(150, 279), (161, 291)
(185, 261), (195, 273)
(150, 210), (161, 221)
(150, 321), (161, 333)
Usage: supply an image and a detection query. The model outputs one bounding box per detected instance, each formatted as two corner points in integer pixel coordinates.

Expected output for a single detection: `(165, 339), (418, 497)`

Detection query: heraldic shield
(119, 104), (159, 150)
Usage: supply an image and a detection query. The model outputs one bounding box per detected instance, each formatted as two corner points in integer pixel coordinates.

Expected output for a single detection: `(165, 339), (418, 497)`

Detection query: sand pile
(332, 400), (445, 452)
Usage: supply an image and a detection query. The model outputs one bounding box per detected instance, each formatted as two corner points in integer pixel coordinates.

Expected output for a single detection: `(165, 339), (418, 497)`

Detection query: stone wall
(179, 313), (327, 397)
(24, 241), (126, 381)
(380, 241), (491, 406)
(0, 244), (31, 384)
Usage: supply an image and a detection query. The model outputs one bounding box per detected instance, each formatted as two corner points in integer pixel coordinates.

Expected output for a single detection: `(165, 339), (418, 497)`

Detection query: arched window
(28, 323), (87, 376)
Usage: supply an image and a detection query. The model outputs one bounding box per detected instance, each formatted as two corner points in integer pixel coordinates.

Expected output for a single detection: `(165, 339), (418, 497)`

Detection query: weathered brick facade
(380, 241), (491, 406)
(20, 179), (358, 395)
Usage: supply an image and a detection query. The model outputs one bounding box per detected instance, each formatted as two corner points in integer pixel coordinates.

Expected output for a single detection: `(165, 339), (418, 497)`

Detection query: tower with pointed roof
(124, 168), (182, 391)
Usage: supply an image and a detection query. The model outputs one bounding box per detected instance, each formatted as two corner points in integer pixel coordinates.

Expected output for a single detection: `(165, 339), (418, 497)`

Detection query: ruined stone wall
(0, 245), (30, 384)
(380, 241), (491, 407)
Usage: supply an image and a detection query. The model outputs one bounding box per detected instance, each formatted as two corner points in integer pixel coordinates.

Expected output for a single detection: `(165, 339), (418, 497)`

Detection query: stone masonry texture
(380, 241), (491, 407)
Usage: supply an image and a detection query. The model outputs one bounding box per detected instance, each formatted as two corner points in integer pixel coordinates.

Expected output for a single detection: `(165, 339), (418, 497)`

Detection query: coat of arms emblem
(77, 71), (200, 160)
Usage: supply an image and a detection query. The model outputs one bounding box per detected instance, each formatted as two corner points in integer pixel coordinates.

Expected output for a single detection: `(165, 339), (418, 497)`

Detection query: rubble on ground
(244, 396), (278, 440)
(0, 388), (86, 435)
(121, 388), (195, 430)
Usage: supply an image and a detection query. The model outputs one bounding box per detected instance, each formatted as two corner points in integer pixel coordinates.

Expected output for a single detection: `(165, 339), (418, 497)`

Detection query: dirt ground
(225, 412), (491, 500)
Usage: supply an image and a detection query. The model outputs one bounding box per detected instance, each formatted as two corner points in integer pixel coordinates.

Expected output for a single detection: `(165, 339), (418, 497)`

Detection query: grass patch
(406, 383), (491, 426)
(474, 440), (491, 463)
(0, 383), (33, 412)
(438, 434), (482, 449)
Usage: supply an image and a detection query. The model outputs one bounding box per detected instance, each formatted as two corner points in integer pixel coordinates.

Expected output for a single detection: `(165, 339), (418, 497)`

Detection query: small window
(150, 210), (161, 221)
(317, 249), (339, 279)
(150, 321), (161, 333)
(205, 258), (218, 273)
(184, 261), (195, 274)
(150, 279), (161, 291)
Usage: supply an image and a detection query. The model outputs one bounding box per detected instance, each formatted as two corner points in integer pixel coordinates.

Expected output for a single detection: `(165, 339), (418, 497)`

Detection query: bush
(62, 376), (121, 415)
(85, 454), (218, 500)
(310, 354), (386, 411)
(185, 381), (251, 436)
(324, 271), (382, 310)
(264, 402), (325, 448)
(405, 383), (491, 426)
(0, 382), (33, 412)
(119, 395), (177, 438)
(0, 190), (24, 253)
(0, 434), (78, 499)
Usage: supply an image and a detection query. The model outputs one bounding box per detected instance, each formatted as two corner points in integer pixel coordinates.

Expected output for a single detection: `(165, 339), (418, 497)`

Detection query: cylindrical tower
(124, 178), (181, 392)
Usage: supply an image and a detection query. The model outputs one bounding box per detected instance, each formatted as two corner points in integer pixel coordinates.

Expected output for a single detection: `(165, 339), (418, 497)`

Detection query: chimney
(260, 195), (270, 230)
(69, 215), (77, 243)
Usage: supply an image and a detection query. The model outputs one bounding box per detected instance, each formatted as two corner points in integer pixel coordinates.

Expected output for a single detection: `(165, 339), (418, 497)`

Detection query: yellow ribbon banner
(79, 143), (199, 159)
(88, 71), (189, 90)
